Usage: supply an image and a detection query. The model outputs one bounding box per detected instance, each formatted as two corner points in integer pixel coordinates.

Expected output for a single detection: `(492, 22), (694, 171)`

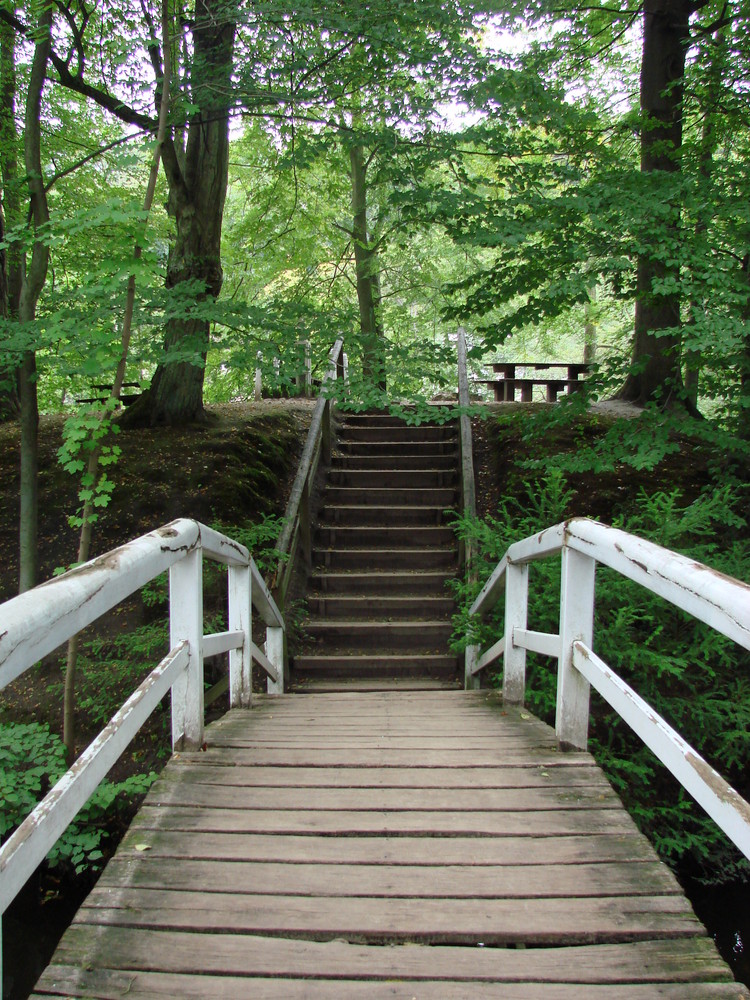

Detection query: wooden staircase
(291, 412), (462, 690)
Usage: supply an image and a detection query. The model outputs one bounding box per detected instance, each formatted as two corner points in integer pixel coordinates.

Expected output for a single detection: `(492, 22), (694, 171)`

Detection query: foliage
(0, 722), (156, 873)
(452, 457), (750, 884)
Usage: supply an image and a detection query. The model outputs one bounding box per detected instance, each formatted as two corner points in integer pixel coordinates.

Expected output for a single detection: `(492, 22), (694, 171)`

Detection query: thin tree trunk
(17, 3), (53, 593)
(685, 27), (726, 410)
(618, 0), (691, 407)
(0, 20), (20, 421)
(583, 286), (597, 364)
(63, 1), (172, 764)
(350, 141), (386, 390)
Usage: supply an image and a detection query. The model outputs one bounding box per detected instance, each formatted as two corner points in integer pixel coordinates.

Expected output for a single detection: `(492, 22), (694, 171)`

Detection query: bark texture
(17, 4), (53, 592)
(619, 0), (692, 406)
(350, 142), (386, 390)
(127, 0), (236, 425)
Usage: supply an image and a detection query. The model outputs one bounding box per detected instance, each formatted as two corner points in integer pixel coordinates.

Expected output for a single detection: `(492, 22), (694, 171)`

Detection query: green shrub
(0, 722), (156, 873)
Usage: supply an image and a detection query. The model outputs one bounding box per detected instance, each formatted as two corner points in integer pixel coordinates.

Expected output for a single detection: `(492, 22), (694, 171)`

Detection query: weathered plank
(128, 802), (638, 836)
(77, 886), (702, 942)
(116, 829), (664, 865)
(164, 762), (613, 789)
(145, 779), (621, 811)
(41, 927), (734, 983)
(98, 857), (682, 898)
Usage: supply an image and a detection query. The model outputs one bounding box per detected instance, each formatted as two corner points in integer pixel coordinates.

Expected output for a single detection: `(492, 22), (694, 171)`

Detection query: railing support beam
(228, 563), (252, 708)
(169, 546), (204, 750)
(503, 562), (528, 704)
(556, 547), (595, 751)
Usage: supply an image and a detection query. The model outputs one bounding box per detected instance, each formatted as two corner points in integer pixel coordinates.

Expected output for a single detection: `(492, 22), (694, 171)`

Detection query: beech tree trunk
(126, 0), (235, 426)
(619, 0), (692, 407)
(350, 142), (386, 390)
(17, 4), (53, 592)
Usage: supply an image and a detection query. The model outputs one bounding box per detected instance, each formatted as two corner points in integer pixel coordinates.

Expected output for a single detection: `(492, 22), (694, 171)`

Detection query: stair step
(321, 505), (453, 527)
(293, 676), (461, 692)
(339, 413), (455, 428)
(340, 426), (457, 443)
(306, 595), (455, 618)
(328, 469), (457, 489)
(301, 619), (454, 651)
(313, 548), (457, 571)
(316, 525), (456, 548)
(292, 653), (459, 678)
(309, 571), (453, 595)
(325, 486), (457, 507)
(333, 453), (458, 470)
(338, 440), (457, 457)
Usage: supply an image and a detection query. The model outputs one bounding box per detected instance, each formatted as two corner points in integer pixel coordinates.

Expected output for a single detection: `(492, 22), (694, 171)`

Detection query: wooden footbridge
(2, 337), (750, 997)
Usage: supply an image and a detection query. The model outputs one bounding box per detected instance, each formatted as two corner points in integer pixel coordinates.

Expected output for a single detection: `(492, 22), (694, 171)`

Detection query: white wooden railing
(0, 518), (284, 979)
(465, 517), (750, 860)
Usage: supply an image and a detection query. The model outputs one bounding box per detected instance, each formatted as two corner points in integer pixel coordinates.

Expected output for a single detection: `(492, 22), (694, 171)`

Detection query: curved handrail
(0, 518), (286, 972)
(465, 516), (750, 860)
(273, 336), (345, 607)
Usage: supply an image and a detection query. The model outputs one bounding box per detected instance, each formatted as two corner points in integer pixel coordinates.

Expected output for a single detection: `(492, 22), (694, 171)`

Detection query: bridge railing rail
(465, 516), (750, 860)
(0, 518), (284, 961)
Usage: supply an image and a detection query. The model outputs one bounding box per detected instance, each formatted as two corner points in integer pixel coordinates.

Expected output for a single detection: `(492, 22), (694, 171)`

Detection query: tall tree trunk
(350, 142), (386, 390)
(583, 285), (597, 364)
(618, 0), (691, 407)
(0, 20), (20, 421)
(125, 0), (235, 426)
(685, 26), (726, 409)
(17, 3), (53, 593)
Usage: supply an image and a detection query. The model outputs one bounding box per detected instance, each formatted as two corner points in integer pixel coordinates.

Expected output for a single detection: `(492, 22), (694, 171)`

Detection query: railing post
(254, 351), (263, 402)
(266, 625), (285, 694)
(228, 563), (252, 708)
(322, 398), (332, 466)
(169, 546), (204, 750)
(557, 545), (595, 750)
(465, 643), (481, 690)
(297, 339), (312, 397)
(503, 562), (529, 703)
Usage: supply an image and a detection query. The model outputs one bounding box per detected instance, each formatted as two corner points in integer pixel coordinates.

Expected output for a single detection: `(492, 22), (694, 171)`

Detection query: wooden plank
(97, 857), (683, 899)
(116, 830), (664, 865)
(144, 780), (621, 812)
(189, 748), (591, 767)
(80, 887), (701, 942)
(128, 803), (638, 836)
(34, 968), (749, 1000)
(41, 929), (737, 985)
(162, 762), (614, 789)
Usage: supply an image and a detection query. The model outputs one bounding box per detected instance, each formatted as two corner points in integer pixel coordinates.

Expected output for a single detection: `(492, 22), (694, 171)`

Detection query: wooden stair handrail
(273, 337), (345, 608)
(457, 328), (477, 566)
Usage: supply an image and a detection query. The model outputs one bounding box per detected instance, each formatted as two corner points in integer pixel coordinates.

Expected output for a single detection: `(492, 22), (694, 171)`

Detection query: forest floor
(0, 397), (746, 996)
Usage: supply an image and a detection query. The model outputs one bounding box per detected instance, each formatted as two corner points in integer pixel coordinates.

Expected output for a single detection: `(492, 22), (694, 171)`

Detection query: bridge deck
(34, 691), (746, 998)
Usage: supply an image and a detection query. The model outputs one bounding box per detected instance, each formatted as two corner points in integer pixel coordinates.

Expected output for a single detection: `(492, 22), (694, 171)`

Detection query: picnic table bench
(477, 362), (592, 402)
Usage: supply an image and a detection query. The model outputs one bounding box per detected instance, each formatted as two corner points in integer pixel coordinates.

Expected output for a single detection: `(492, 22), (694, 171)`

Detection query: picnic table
(477, 362), (592, 402)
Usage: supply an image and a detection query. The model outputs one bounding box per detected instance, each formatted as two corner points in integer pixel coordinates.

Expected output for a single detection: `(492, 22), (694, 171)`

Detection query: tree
(15, 1), (53, 592)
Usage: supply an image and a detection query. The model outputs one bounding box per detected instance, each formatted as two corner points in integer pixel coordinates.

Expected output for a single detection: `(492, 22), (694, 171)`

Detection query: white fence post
(254, 351), (263, 401)
(266, 626), (285, 694)
(503, 562), (528, 704)
(228, 563), (252, 708)
(557, 545), (596, 750)
(169, 546), (204, 749)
